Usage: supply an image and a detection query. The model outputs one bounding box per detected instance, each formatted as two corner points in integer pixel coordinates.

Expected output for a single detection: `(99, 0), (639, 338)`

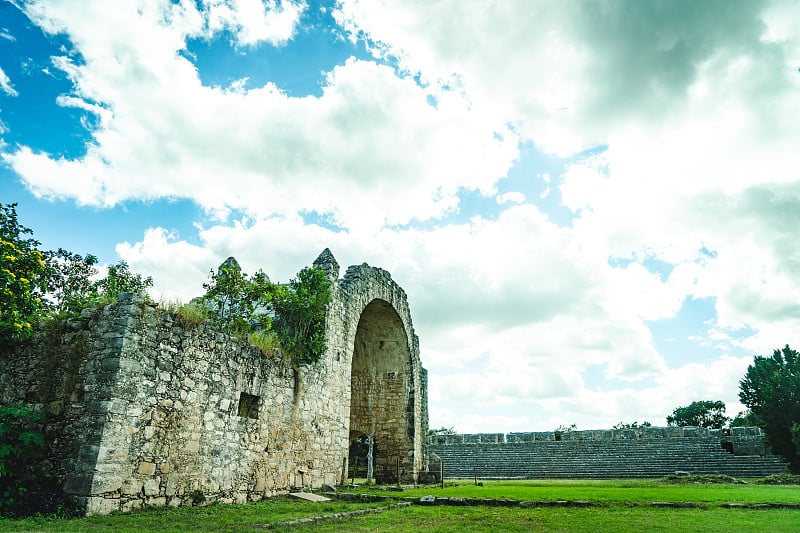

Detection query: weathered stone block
(138, 461), (156, 476)
(143, 478), (160, 496)
(121, 478), (143, 495)
(86, 496), (119, 516)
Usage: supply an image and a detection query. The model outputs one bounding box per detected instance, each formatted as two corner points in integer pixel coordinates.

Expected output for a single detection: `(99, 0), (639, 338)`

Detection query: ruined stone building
(0, 249), (429, 515)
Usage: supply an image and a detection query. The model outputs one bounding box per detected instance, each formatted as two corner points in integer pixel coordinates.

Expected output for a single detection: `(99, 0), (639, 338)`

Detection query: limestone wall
(0, 251), (428, 515)
(1, 295), (346, 514)
(326, 261), (426, 483)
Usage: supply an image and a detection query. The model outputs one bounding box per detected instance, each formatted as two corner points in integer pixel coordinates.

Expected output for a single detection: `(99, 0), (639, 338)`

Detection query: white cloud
(202, 0), (306, 47)
(0, 66), (18, 97)
(336, 0), (797, 154)
(8, 0), (800, 432)
(496, 191), (525, 205)
(116, 227), (215, 302)
(4, 1), (518, 233)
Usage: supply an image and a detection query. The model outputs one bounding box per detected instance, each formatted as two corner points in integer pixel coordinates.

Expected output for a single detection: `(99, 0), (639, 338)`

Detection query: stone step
(430, 440), (787, 479)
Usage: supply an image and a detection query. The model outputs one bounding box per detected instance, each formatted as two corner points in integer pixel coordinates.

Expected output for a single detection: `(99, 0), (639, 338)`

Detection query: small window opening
(237, 392), (260, 419)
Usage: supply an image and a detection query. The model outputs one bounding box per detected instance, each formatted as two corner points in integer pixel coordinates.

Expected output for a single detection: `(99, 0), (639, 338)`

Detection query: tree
(202, 258), (274, 335)
(666, 400), (729, 429)
(47, 249), (100, 316)
(47, 252), (152, 317)
(95, 260), (153, 302)
(0, 203), (50, 343)
(739, 345), (800, 471)
(2, 202), (156, 341)
(730, 410), (759, 428)
(272, 267), (332, 365)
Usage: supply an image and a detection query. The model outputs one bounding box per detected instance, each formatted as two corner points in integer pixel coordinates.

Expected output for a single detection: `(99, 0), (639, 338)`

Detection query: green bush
(160, 300), (210, 328)
(272, 267), (332, 365)
(201, 261), (332, 366)
(248, 329), (281, 356)
(0, 405), (80, 518)
(0, 404), (44, 517)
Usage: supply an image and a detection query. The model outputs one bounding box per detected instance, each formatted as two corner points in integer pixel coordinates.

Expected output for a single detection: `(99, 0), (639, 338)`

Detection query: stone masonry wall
(322, 258), (426, 483)
(0, 250), (428, 515)
(432, 427), (769, 456)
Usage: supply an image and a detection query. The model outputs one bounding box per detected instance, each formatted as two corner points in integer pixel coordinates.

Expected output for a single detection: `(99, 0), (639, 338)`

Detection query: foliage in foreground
(0, 405), (43, 503)
(0, 404), (65, 518)
(613, 421), (652, 430)
(739, 344), (800, 471)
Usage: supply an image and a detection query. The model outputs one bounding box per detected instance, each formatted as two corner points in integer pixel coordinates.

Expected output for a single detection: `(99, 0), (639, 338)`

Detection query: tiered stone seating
(430, 430), (787, 479)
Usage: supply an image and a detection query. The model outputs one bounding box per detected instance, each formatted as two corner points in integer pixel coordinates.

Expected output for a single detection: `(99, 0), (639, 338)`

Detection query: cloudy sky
(2, 0), (799, 433)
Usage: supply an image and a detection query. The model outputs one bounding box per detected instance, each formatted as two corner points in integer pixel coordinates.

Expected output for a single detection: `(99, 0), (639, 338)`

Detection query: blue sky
(2, 0), (800, 432)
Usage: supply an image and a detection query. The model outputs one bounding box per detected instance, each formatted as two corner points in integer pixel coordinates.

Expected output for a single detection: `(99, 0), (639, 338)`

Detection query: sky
(2, 0), (799, 434)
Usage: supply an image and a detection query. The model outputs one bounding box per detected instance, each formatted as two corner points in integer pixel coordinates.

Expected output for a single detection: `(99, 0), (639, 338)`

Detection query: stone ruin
(0, 249), (430, 515)
(430, 428), (787, 480)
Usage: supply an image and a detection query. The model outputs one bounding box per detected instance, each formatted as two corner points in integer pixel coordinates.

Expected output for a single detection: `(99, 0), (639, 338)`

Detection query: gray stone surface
(289, 492), (331, 502)
(0, 250), (428, 515)
(431, 428), (786, 479)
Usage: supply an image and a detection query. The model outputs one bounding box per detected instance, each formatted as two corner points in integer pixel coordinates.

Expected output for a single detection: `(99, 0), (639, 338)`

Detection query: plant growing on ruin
(428, 426), (457, 437)
(202, 259), (275, 335)
(553, 424), (576, 441)
(272, 267), (332, 365)
(739, 345), (800, 471)
(666, 400), (729, 429)
(201, 260), (332, 365)
(174, 301), (211, 327)
(613, 421), (652, 430)
(248, 329), (281, 356)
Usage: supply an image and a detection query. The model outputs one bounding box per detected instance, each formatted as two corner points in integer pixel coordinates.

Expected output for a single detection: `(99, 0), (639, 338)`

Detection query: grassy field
(1, 479), (799, 532)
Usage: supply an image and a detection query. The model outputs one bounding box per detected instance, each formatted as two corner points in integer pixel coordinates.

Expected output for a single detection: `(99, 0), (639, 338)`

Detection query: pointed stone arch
(314, 250), (427, 483)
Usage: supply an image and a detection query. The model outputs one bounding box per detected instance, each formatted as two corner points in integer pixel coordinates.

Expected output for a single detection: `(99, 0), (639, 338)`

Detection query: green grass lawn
(1, 479), (798, 532)
(382, 478), (800, 505)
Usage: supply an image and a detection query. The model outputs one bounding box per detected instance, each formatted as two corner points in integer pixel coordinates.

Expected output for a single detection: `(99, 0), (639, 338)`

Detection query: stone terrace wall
(432, 428), (769, 456)
(429, 428), (786, 479)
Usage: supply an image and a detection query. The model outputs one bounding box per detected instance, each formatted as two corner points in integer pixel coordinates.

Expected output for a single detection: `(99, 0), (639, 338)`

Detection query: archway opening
(347, 433), (379, 482)
(349, 299), (414, 483)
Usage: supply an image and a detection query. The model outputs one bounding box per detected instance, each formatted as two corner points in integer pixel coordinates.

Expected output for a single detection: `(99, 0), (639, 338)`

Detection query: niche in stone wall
(237, 392), (260, 419)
